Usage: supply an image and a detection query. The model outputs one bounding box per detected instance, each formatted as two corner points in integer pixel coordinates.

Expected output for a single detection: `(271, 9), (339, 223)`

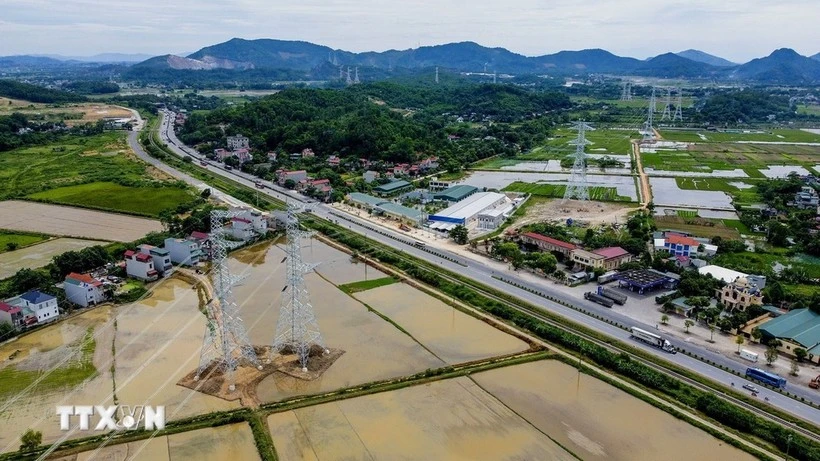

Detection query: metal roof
(430, 192), (506, 220)
(375, 202), (423, 221)
(434, 184), (477, 202)
(698, 265), (747, 284)
(759, 308), (820, 350)
(373, 180), (412, 193)
(348, 192), (387, 207)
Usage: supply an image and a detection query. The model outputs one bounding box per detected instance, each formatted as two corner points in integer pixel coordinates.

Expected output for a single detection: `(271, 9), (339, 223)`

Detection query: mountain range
(3, 39), (820, 85)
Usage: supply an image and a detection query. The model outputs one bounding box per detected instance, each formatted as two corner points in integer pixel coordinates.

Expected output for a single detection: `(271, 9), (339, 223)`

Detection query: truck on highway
(630, 326), (677, 354)
(597, 286), (627, 305)
(584, 291), (614, 308)
(596, 270), (618, 284)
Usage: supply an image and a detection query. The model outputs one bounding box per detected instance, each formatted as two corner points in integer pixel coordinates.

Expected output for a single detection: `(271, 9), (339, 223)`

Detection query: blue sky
(1, 0), (817, 61)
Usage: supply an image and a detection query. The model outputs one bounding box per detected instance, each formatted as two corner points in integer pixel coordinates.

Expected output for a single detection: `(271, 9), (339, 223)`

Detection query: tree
(284, 179), (296, 189)
(200, 188), (212, 199)
(684, 319), (694, 333)
(5, 242), (18, 251)
(751, 327), (763, 343)
(708, 323), (716, 342)
(794, 347), (808, 362)
(529, 252), (557, 274)
(19, 429), (41, 451)
(661, 314), (669, 325)
(735, 335), (745, 353)
(0, 321), (13, 340)
(790, 360), (800, 376)
(449, 225), (469, 245)
(765, 345), (779, 366)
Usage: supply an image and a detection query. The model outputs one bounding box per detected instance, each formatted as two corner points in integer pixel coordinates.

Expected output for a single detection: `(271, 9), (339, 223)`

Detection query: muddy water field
(0, 238), (107, 279)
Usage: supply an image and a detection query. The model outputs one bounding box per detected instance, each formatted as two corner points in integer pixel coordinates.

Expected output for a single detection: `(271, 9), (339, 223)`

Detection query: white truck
(740, 349), (759, 362)
(630, 326), (677, 354)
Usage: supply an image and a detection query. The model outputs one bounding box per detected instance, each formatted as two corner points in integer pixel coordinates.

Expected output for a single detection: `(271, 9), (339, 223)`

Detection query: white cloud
(0, 0), (817, 62)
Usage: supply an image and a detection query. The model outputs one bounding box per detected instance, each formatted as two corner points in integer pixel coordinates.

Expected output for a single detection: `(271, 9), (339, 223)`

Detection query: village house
(0, 302), (24, 328)
(231, 216), (256, 240)
(232, 148), (253, 163)
(301, 148), (316, 158)
(124, 250), (159, 281)
(266, 151), (277, 162)
(519, 232), (577, 258)
(64, 272), (106, 307)
(277, 169), (309, 186)
(20, 290), (59, 325)
(655, 233), (700, 257)
(214, 148), (232, 161)
(363, 170), (380, 184)
(138, 244), (173, 276)
(571, 246), (633, 271)
(717, 276), (764, 312)
(227, 134), (249, 150)
(327, 155), (341, 167)
(164, 238), (203, 266)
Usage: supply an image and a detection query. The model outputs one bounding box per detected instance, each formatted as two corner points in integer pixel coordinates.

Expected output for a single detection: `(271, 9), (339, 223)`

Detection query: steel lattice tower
(661, 88), (672, 121)
(673, 88), (683, 121)
(620, 82), (632, 101)
(354, 67), (360, 84)
(272, 203), (326, 372)
(195, 210), (260, 391)
(563, 121), (593, 201)
(345, 67), (352, 85)
(643, 88), (656, 141)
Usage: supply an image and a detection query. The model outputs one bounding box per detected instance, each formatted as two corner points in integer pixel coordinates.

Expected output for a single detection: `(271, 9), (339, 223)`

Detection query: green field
(0, 132), (154, 199)
(27, 182), (193, 217)
(338, 277), (398, 294)
(659, 129), (820, 143)
(502, 181), (632, 202)
(713, 250), (820, 280)
(796, 105), (820, 116)
(675, 210), (698, 218)
(0, 231), (49, 253)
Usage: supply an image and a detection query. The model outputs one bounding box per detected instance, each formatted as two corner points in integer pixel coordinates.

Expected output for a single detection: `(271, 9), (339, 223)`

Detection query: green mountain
(729, 48), (820, 84)
(676, 49), (736, 67)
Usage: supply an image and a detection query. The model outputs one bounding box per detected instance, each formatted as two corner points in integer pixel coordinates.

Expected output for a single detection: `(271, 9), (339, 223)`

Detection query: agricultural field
(674, 177), (762, 206)
(460, 171), (638, 201)
(0, 237), (106, 279)
(0, 230), (47, 253)
(0, 200), (162, 241)
(713, 249), (820, 280)
(27, 181), (193, 217)
(0, 101), (134, 126)
(660, 129), (820, 144)
(653, 215), (741, 240)
(796, 105), (820, 116)
(503, 181), (633, 202)
(650, 177), (734, 209)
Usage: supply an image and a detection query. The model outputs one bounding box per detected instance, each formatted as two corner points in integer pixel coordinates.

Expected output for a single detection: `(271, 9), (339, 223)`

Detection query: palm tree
(661, 314), (669, 325)
(735, 335), (745, 353)
(709, 324), (716, 343)
(684, 319), (694, 333)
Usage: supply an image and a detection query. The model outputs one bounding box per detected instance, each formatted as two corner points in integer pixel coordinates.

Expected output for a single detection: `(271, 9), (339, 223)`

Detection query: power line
(563, 121), (594, 201)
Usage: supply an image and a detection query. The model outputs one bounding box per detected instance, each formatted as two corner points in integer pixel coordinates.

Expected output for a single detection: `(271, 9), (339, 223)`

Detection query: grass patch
(27, 181), (193, 217)
(338, 276), (397, 294)
(0, 132), (161, 200)
(654, 215), (741, 240)
(713, 251), (820, 280)
(660, 129), (820, 143)
(675, 210), (698, 218)
(0, 230), (48, 253)
(0, 327), (96, 400)
(503, 181), (632, 202)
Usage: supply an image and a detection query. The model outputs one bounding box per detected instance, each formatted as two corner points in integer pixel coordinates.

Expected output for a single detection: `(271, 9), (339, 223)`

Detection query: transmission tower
(345, 67), (352, 85)
(195, 209), (260, 391)
(661, 88), (672, 121)
(673, 88), (683, 121)
(339, 66), (344, 80)
(354, 67), (360, 84)
(435, 66), (439, 84)
(563, 121), (593, 201)
(620, 82), (632, 101)
(493, 70), (497, 84)
(272, 203), (326, 372)
(643, 88), (656, 141)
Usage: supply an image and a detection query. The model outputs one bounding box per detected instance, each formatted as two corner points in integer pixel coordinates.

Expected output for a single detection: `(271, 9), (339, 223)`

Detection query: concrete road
(154, 111), (820, 424)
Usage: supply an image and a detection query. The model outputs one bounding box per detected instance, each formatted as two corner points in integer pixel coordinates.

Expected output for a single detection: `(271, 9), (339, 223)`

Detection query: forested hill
(179, 83), (569, 165)
(0, 80), (87, 103)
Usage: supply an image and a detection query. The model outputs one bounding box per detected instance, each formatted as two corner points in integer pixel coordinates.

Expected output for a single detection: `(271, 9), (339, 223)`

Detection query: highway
(149, 110), (820, 426)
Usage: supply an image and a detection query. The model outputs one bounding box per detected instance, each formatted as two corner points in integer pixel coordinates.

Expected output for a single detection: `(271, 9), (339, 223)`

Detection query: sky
(1, 0), (818, 62)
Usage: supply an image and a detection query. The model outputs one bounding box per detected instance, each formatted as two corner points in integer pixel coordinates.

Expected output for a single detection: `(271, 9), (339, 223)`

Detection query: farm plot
(460, 171), (638, 201)
(0, 231), (47, 253)
(354, 283), (529, 364)
(660, 129), (820, 143)
(0, 237), (106, 279)
(472, 360), (757, 461)
(649, 177), (734, 209)
(654, 215), (741, 240)
(0, 102), (134, 126)
(0, 201), (162, 241)
(268, 376), (576, 460)
(674, 177), (762, 206)
(27, 181), (193, 217)
(503, 181), (633, 202)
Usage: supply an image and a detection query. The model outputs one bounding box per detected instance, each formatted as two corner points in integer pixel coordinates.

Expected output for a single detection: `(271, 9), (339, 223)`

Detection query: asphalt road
(152, 111), (820, 425)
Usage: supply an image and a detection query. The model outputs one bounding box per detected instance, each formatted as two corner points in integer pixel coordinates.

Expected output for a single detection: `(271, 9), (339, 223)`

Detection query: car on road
(742, 384), (759, 393)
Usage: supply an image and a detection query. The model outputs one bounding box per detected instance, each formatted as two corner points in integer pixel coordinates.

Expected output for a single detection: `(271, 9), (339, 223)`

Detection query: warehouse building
(433, 185), (478, 203)
(346, 192), (423, 226)
(373, 180), (413, 197)
(428, 192), (513, 231)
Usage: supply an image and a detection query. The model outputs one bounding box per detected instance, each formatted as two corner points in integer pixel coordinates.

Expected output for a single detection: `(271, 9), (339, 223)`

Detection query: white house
(19, 291), (59, 324)
(227, 134), (249, 150)
(124, 250), (159, 281)
(231, 216), (256, 240)
(164, 238), (203, 266)
(64, 273), (106, 307)
(139, 244), (173, 276)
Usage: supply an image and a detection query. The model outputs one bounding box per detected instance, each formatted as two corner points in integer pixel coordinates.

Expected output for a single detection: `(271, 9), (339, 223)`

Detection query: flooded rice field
(268, 376), (576, 461)
(64, 423), (259, 461)
(650, 177), (734, 209)
(354, 283), (528, 364)
(758, 165), (811, 178)
(472, 360), (756, 461)
(643, 168), (747, 177)
(0, 237), (107, 279)
(456, 171), (638, 200)
(0, 201), (161, 242)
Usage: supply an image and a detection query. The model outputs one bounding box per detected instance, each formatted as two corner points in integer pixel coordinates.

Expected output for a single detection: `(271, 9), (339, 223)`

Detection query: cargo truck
(630, 326), (677, 354)
(597, 271), (619, 284)
(597, 286), (627, 305)
(584, 291), (614, 308)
